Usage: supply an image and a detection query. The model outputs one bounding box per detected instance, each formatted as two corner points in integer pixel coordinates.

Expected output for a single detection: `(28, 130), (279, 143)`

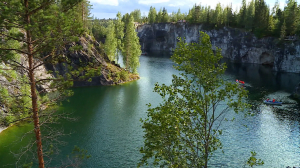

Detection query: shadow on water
(1, 55), (300, 167)
(223, 58), (300, 96)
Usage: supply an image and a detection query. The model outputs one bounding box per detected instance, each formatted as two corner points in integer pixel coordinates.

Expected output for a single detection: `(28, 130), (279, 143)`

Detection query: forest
(1, 0), (298, 167)
(91, 0), (299, 39)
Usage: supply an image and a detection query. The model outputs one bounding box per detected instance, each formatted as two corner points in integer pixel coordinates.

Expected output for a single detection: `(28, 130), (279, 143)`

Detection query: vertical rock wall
(137, 23), (300, 73)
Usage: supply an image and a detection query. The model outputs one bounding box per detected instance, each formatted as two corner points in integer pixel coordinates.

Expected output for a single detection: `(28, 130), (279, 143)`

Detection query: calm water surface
(1, 54), (300, 167)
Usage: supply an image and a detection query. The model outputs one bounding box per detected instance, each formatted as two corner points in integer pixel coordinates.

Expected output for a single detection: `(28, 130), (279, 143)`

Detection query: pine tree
(245, 0), (255, 31)
(104, 21), (117, 62)
(193, 5), (201, 23)
(280, 20), (287, 40)
(214, 3), (223, 26)
(285, 0), (299, 35)
(177, 8), (183, 21)
(156, 8), (163, 23)
(161, 7), (169, 23)
(122, 15), (141, 73)
(131, 9), (142, 23)
(239, 0), (247, 28)
(148, 6), (157, 24)
(115, 12), (125, 63)
(0, 0), (98, 167)
(254, 0), (270, 37)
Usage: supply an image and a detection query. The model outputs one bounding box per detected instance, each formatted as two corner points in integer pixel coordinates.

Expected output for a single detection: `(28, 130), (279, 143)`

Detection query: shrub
(5, 114), (15, 126)
(119, 70), (129, 81)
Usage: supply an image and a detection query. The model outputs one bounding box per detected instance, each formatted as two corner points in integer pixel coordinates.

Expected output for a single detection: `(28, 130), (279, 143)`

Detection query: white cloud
(168, 2), (185, 7)
(138, 0), (170, 5)
(89, 0), (119, 6)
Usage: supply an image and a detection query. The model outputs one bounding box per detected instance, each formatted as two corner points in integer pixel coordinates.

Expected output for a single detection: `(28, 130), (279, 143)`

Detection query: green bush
(119, 70), (129, 81)
(5, 114), (15, 126)
(113, 73), (120, 83)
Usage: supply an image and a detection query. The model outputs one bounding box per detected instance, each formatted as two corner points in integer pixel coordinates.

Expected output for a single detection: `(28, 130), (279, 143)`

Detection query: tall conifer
(0, 0), (94, 167)
(122, 15), (141, 73)
(104, 21), (117, 62)
(115, 12), (125, 63)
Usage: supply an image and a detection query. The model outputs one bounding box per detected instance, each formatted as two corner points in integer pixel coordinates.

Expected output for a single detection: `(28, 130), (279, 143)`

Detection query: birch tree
(139, 32), (248, 168)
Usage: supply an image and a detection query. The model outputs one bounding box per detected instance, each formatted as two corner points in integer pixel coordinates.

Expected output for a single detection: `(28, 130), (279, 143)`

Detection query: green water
(1, 54), (300, 167)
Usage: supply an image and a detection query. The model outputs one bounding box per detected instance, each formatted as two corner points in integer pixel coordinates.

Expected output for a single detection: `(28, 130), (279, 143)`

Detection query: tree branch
(28, 0), (54, 16)
(0, 48), (28, 55)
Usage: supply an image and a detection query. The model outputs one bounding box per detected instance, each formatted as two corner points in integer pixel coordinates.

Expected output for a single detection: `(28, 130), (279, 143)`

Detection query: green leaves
(122, 15), (141, 73)
(104, 21), (117, 62)
(246, 151), (264, 167)
(140, 31), (249, 167)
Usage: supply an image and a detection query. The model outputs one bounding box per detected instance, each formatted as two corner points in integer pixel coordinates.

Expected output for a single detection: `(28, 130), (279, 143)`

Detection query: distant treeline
(90, 0), (300, 39)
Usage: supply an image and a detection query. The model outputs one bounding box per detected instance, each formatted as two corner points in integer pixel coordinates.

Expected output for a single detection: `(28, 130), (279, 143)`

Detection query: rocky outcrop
(137, 23), (300, 73)
(0, 34), (138, 129)
(46, 35), (138, 87)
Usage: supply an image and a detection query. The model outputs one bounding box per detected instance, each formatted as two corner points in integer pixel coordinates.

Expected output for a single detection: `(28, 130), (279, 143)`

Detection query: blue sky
(89, 0), (286, 19)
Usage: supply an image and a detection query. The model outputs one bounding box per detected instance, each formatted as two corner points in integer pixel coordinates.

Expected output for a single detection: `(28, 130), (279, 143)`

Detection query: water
(0, 54), (300, 167)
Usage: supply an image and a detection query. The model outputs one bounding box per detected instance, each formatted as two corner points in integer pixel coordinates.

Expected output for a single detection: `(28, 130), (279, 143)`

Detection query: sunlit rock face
(137, 23), (300, 73)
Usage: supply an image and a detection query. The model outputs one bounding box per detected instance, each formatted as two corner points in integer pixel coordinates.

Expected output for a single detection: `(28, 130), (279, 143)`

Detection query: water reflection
(224, 59), (300, 93)
(1, 54), (300, 167)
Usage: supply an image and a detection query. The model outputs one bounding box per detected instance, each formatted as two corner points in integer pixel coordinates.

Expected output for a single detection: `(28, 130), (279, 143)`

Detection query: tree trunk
(25, 0), (45, 167)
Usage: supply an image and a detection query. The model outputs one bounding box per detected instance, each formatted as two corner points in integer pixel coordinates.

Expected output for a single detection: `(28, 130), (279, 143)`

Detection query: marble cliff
(137, 23), (300, 73)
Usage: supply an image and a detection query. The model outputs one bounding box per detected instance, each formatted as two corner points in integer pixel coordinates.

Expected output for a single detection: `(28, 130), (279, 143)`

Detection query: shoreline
(0, 126), (8, 134)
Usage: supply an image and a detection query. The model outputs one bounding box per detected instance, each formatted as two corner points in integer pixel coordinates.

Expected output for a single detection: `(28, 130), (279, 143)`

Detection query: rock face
(46, 35), (137, 87)
(138, 23), (300, 73)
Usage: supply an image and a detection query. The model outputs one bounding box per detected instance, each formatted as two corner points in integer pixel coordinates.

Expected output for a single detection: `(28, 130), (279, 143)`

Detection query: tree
(245, 0), (255, 31)
(131, 9), (141, 23)
(254, 0), (270, 37)
(161, 7), (169, 23)
(115, 12), (125, 63)
(170, 11), (177, 22)
(122, 15), (141, 73)
(213, 3), (223, 27)
(156, 8), (163, 23)
(77, 0), (93, 31)
(193, 5), (201, 23)
(104, 21), (117, 62)
(0, 0), (100, 167)
(139, 32), (248, 168)
(148, 6), (157, 24)
(280, 20), (287, 40)
(239, 0), (247, 28)
(176, 8), (183, 21)
(284, 0), (299, 35)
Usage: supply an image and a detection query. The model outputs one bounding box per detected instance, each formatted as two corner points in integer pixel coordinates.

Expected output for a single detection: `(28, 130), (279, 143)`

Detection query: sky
(89, 0), (286, 19)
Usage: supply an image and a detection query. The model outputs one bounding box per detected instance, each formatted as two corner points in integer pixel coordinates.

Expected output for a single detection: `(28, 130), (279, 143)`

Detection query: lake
(0, 53), (300, 167)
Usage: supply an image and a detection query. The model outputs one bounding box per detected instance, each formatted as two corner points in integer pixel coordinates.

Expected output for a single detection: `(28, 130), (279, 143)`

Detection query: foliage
(141, 0), (300, 39)
(23, 162), (33, 168)
(139, 32), (248, 167)
(104, 21), (117, 62)
(0, 0), (100, 167)
(122, 15), (141, 73)
(91, 19), (109, 41)
(161, 7), (169, 23)
(115, 12), (125, 63)
(246, 151), (264, 167)
(119, 70), (129, 81)
(148, 6), (157, 24)
(131, 9), (142, 23)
